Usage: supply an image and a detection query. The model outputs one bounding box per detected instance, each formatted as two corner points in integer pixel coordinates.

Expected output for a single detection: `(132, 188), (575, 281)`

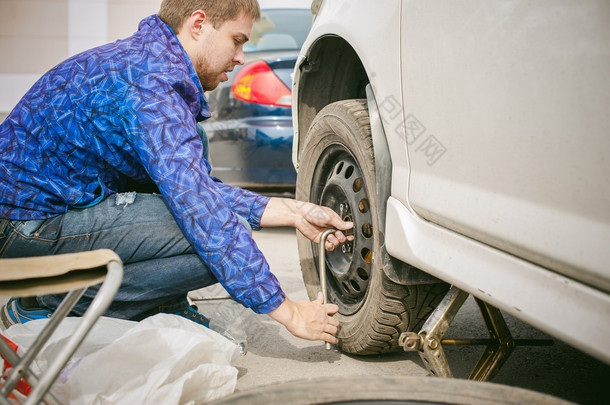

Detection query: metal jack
(399, 286), (553, 381)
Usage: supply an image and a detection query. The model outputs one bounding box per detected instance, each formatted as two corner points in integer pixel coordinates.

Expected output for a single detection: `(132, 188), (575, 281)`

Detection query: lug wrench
(319, 229), (335, 350)
(318, 226), (354, 350)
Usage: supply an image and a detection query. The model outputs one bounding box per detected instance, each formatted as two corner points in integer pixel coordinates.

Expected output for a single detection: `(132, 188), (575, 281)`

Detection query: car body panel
(386, 196), (610, 364)
(292, 0), (610, 363)
(400, 0), (610, 292)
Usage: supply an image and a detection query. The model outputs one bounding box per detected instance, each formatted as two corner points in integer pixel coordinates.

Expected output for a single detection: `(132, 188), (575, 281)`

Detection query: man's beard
(194, 55), (222, 91)
(199, 72), (220, 92)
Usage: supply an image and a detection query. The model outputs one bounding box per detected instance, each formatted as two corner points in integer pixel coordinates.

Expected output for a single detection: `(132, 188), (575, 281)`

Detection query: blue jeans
(0, 193), (247, 320)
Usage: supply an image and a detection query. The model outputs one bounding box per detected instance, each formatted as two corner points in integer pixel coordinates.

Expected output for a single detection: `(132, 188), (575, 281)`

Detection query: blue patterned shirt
(0, 15), (285, 314)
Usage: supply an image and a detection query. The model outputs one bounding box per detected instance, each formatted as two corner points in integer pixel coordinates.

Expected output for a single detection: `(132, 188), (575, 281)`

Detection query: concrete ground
(193, 226), (610, 405)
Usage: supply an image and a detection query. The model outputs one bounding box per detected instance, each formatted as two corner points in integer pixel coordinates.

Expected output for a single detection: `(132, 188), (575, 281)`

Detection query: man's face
(192, 12), (253, 91)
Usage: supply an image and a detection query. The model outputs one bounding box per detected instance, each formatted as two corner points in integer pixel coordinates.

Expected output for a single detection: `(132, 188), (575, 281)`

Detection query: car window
(244, 9), (312, 53)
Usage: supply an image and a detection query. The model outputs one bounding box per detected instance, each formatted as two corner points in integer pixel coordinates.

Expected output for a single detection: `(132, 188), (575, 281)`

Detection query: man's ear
(185, 9), (207, 39)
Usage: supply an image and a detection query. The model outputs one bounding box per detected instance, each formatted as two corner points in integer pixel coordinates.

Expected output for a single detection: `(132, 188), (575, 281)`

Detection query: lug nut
(339, 203), (350, 219)
(341, 242), (353, 254)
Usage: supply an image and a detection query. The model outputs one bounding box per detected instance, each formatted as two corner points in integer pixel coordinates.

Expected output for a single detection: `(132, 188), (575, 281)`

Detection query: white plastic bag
(3, 314), (239, 404)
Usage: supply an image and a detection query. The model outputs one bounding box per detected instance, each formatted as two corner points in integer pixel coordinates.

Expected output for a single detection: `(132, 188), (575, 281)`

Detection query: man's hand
(268, 293), (340, 344)
(260, 198), (354, 251)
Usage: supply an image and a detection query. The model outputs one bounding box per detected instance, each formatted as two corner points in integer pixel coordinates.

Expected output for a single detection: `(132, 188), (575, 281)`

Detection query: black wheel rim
(311, 144), (374, 315)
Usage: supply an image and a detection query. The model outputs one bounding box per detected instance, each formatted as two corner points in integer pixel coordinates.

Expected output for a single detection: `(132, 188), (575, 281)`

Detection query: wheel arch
(295, 35), (369, 159)
(295, 36), (439, 286)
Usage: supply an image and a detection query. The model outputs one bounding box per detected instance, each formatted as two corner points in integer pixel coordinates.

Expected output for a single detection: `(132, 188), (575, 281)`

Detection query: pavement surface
(192, 226), (610, 405)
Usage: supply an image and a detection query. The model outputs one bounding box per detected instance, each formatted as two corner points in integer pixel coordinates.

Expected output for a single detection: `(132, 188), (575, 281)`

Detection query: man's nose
(234, 47), (245, 65)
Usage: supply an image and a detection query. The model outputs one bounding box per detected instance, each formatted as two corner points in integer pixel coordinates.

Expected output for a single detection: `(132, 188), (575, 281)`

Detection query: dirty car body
(292, 0), (610, 363)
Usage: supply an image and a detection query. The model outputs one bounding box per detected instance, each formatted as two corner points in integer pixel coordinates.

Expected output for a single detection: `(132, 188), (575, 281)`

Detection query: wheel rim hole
(342, 282), (350, 293)
(361, 248), (372, 263)
(352, 177), (364, 193)
(357, 267), (369, 280)
(350, 280), (361, 292)
(358, 198), (370, 213)
(362, 223), (373, 238)
(335, 162), (344, 175)
(344, 165), (354, 179)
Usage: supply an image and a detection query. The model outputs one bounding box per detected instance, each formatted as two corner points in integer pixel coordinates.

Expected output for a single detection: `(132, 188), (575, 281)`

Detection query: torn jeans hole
(115, 192), (136, 208)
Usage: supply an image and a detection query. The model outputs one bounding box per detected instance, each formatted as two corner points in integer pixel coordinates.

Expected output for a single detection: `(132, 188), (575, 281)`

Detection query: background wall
(0, 0), (163, 122)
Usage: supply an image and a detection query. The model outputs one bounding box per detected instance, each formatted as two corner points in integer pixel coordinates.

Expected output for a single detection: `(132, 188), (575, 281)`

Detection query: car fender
(292, 0), (408, 200)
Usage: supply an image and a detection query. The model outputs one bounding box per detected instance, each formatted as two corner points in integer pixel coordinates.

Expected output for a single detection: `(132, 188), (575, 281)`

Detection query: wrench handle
(319, 229), (336, 350)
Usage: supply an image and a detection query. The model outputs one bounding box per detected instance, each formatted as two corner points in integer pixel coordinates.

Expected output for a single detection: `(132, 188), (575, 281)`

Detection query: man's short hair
(158, 0), (261, 33)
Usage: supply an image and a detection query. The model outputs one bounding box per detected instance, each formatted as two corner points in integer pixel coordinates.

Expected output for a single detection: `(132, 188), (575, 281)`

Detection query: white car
(291, 0), (610, 365)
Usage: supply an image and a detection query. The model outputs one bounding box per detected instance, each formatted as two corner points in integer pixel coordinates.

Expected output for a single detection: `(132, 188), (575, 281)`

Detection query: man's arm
(124, 84), (286, 314)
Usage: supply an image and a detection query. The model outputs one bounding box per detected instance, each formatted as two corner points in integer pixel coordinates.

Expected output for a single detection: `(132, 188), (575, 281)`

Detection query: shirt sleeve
(122, 81), (285, 314)
(212, 179), (269, 230)
(198, 156), (270, 230)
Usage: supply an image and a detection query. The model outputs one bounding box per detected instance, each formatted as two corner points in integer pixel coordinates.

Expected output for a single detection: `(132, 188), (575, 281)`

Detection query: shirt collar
(146, 15), (212, 121)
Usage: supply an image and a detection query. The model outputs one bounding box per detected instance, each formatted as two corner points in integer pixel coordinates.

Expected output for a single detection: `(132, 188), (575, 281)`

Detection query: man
(0, 0), (352, 346)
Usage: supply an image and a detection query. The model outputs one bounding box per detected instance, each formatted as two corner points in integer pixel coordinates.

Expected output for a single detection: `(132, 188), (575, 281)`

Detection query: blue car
(202, 2), (313, 190)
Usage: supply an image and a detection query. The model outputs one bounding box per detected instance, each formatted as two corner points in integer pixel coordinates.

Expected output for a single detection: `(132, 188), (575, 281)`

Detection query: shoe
(0, 298), (53, 330)
(173, 305), (210, 328)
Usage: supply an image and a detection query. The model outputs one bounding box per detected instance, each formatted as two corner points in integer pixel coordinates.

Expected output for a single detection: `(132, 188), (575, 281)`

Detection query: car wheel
(209, 376), (571, 405)
(296, 99), (449, 354)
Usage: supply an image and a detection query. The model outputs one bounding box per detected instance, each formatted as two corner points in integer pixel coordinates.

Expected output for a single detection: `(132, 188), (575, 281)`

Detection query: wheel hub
(319, 155), (374, 314)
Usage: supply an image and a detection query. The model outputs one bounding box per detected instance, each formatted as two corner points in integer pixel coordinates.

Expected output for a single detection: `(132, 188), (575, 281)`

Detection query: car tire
(296, 99), (448, 354)
(209, 376), (571, 405)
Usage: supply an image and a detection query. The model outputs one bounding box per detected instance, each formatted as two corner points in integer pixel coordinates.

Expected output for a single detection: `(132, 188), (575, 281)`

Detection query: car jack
(399, 286), (553, 381)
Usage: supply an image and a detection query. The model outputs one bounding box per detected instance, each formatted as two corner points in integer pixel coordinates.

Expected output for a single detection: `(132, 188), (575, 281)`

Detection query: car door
(399, 0), (610, 291)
